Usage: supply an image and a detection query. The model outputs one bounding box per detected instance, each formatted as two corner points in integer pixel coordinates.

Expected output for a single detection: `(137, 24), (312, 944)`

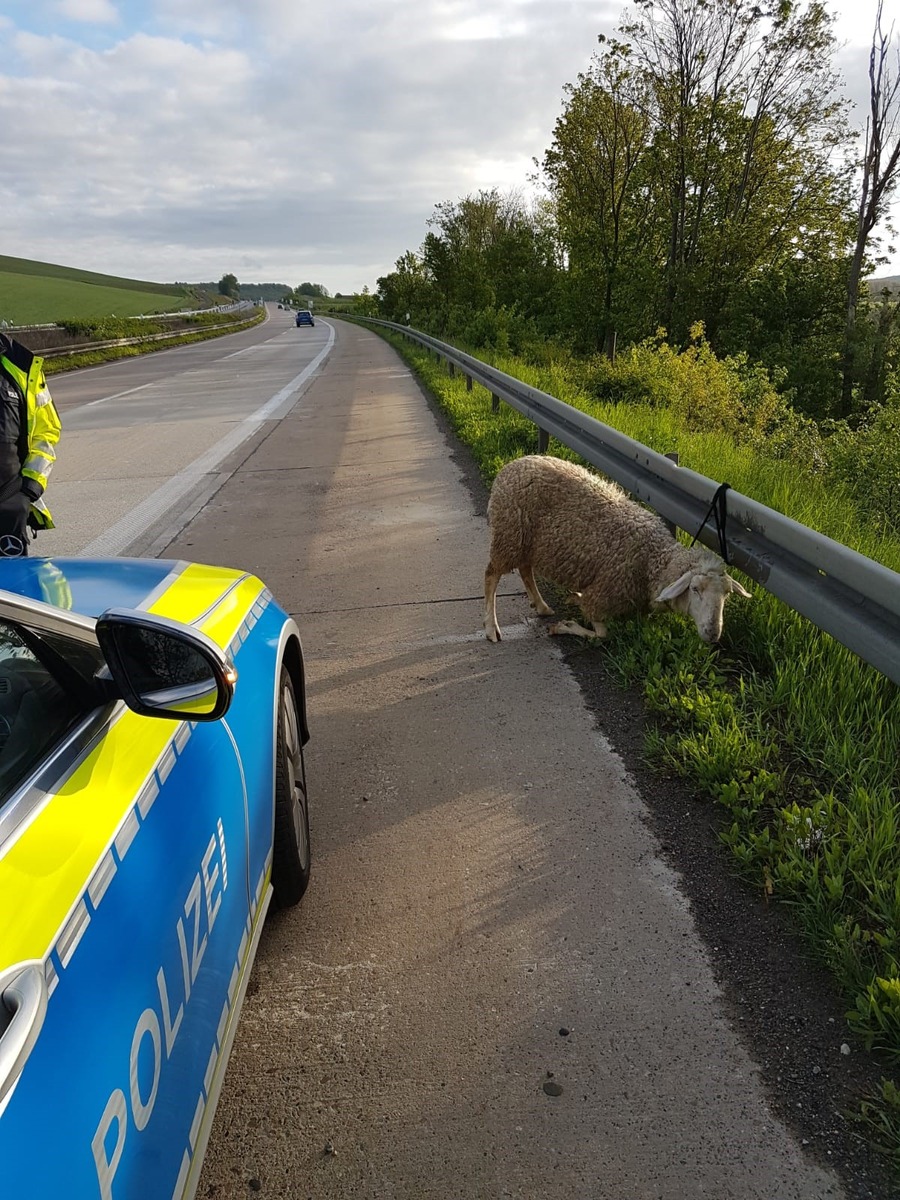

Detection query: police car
(0, 556), (311, 1199)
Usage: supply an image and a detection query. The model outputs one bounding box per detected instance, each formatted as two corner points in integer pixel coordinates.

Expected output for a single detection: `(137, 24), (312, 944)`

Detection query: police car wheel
(271, 667), (311, 907)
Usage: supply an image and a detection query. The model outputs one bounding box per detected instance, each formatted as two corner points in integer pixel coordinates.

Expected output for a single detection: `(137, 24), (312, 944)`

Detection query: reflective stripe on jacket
(0, 335), (61, 529)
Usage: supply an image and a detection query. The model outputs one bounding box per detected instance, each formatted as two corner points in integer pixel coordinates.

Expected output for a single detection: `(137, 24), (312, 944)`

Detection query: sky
(1, 0), (898, 294)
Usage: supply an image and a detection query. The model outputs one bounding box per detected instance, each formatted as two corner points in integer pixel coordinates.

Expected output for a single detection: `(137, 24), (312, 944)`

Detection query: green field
(0, 255), (195, 324)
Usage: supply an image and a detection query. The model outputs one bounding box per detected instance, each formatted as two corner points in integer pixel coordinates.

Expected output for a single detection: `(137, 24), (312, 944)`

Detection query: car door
(0, 608), (251, 1200)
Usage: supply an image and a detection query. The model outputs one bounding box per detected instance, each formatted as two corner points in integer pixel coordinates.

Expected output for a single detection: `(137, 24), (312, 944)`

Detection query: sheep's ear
(654, 570), (693, 604)
(726, 575), (751, 598)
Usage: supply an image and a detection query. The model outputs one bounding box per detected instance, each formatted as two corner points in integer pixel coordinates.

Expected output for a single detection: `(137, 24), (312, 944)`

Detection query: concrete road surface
(147, 319), (844, 1200)
(38, 305), (330, 557)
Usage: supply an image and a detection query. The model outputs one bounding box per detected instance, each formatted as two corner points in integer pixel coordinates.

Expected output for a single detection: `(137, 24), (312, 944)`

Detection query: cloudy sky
(1, 0), (897, 293)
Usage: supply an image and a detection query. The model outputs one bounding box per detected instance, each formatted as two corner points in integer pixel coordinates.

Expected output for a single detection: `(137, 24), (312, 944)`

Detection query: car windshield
(0, 621), (84, 806)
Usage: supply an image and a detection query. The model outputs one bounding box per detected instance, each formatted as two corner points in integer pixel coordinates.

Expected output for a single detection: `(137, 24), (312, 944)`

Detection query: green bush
(580, 323), (820, 464)
(825, 400), (900, 535)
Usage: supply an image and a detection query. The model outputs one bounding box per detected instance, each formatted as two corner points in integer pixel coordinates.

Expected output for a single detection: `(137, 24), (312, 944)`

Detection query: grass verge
(42, 309), (265, 374)
(362, 321), (900, 1161)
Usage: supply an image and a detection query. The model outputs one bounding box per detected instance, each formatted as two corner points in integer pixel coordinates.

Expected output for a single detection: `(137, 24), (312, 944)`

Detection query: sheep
(483, 455), (750, 644)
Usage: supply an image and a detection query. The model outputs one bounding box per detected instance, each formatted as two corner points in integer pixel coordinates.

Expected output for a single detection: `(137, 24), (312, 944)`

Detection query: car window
(0, 621), (84, 806)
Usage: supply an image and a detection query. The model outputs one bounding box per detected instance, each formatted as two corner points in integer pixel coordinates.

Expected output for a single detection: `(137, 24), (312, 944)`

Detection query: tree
(618, 0), (851, 343)
(840, 0), (900, 416)
(543, 42), (653, 354)
(419, 189), (560, 336)
(296, 283), (331, 298)
(353, 285), (379, 317)
(217, 273), (240, 299)
(376, 251), (436, 323)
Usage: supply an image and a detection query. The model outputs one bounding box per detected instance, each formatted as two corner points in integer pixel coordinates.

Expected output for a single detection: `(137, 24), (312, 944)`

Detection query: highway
(38, 306), (331, 558)
(39, 311), (847, 1198)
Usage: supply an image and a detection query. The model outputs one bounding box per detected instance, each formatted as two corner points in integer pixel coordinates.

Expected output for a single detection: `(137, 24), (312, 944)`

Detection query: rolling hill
(0, 255), (213, 325)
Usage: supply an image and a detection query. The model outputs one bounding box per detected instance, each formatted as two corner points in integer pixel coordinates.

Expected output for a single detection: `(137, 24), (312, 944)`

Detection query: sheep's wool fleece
(487, 455), (706, 618)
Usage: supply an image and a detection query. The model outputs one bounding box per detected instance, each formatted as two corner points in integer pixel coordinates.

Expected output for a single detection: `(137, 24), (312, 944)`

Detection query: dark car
(295, 310), (315, 327)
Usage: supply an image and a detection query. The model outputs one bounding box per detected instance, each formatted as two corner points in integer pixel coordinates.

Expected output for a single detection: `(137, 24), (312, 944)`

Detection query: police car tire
(271, 666), (311, 907)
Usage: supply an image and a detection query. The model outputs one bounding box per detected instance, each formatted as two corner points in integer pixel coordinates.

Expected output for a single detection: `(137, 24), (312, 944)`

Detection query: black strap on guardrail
(690, 482), (731, 564)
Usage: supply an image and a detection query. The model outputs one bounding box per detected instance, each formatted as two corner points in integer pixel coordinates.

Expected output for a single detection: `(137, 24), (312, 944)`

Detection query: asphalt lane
(161, 319), (845, 1199)
(46, 305), (295, 413)
(35, 306), (331, 557)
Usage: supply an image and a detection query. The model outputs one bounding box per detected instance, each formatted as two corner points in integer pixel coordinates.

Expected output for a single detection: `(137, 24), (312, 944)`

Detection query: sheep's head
(654, 553), (751, 643)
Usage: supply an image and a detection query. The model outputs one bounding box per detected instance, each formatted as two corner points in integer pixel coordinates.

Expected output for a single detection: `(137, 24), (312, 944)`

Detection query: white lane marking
(86, 380), (156, 407)
(78, 323), (335, 558)
(222, 332), (308, 359)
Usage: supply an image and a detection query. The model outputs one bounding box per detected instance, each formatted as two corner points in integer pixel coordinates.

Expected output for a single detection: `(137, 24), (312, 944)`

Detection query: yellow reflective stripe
(146, 563), (247, 627)
(0, 712), (172, 966)
(146, 563), (265, 652)
(197, 576), (265, 650)
(0, 565), (267, 971)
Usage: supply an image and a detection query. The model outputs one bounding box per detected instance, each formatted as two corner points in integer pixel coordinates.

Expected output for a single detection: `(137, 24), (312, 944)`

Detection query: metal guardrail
(38, 315), (259, 358)
(1, 300), (255, 335)
(358, 316), (900, 687)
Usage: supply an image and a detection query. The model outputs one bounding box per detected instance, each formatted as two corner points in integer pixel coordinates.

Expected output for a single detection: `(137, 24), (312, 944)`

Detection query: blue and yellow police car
(0, 556), (311, 1199)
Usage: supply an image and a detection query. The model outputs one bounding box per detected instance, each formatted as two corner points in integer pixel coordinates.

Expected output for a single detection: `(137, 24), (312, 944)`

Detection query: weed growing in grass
(369, 322), (900, 1160)
(855, 1080), (900, 1170)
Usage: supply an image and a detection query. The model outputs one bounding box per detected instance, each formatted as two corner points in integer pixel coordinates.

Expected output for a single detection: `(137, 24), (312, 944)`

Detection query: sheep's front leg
(548, 619), (607, 639)
(484, 564), (503, 642)
(519, 565), (554, 616)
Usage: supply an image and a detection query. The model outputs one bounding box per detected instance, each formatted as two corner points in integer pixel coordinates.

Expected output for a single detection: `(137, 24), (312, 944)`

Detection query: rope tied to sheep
(690, 482), (731, 564)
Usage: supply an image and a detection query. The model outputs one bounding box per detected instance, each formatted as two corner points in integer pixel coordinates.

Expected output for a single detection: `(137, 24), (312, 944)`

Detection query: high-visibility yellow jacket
(0, 335), (61, 529)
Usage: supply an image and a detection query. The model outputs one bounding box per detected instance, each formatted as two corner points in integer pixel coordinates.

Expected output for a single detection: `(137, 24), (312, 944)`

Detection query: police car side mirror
(95, 610), (237, 722)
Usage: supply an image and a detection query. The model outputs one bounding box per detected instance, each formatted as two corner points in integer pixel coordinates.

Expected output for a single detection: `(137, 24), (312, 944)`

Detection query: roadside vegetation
(0, 254), (210, 324)
(360, 0), (900, 1158)
(42, 307), (265, 374)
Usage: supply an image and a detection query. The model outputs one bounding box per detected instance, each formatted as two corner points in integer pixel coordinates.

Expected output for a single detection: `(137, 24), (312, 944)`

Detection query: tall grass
(379, 329), (900, 1097)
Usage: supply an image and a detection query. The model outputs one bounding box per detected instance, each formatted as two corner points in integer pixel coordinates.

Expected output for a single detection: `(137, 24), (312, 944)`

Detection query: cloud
(2, 0), (898, 290)
(55, 0), (119, 24)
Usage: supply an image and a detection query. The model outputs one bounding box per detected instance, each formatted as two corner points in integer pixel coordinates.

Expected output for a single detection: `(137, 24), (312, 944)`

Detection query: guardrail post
(537, 427), (550, 453)
(491, 393), (500, 413)
(448, 362), (455, 378)
(466, 375), (473, 391)
(662, 453), (679, 535)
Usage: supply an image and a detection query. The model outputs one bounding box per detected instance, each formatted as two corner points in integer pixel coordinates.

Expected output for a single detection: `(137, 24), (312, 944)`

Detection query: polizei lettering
(91, 825), (227, 1199)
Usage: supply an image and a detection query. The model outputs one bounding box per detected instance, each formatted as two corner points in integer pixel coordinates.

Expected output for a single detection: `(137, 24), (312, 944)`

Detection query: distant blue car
(295, 310), (315, 327)
(0, 556), (311, 1199)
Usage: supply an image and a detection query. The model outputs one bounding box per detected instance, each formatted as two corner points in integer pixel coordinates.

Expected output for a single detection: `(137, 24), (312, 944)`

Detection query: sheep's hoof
(550, 619), (604, 639)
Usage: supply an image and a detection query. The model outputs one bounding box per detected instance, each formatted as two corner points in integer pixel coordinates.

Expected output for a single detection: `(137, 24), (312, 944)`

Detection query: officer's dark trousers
(0, 475), (30, 557)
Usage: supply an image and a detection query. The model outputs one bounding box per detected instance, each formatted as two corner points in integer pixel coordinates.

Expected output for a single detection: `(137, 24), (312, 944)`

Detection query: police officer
(0, 333), (61, 557)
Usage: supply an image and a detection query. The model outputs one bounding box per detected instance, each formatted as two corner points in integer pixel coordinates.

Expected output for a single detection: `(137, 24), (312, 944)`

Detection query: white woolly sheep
(484, 455), (750, 644)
